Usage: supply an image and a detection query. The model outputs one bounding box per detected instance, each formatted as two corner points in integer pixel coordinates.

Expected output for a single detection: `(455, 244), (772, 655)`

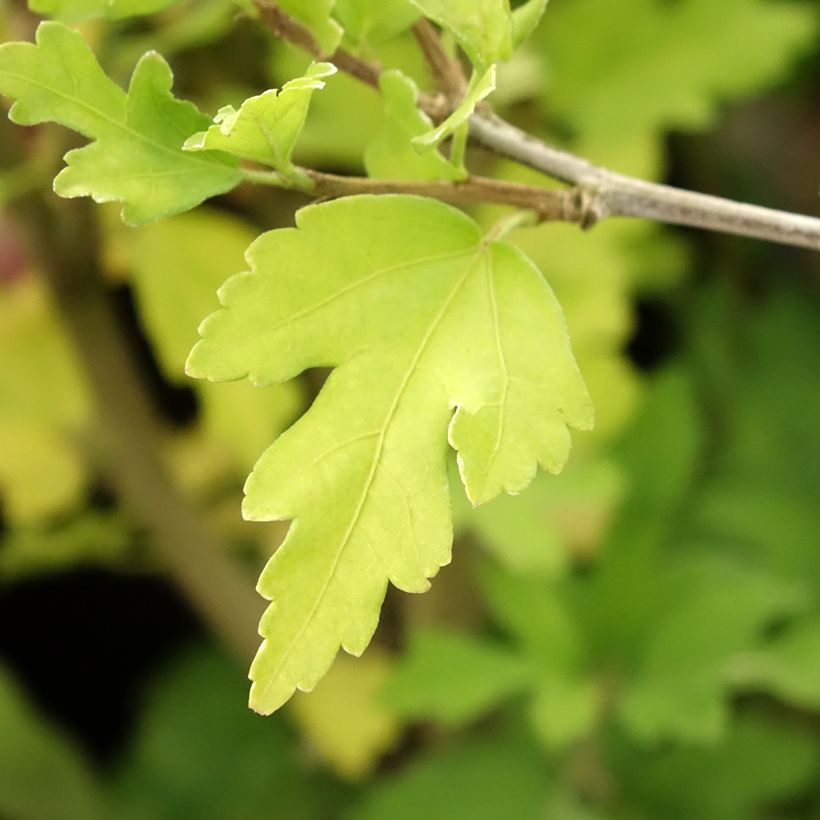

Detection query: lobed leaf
(184, 62), (337, 182)
(0, 22), (241, 225)
(187, 195), (592, 712)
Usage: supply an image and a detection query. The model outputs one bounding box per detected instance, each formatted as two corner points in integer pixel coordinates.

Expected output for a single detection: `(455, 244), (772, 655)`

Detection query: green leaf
(334, 0), (419, 47)
(0, 22), (241, 225)
(730, 617), (820, 711)
(412, 65), (496, 152)
(382, 628), (531, 726)
(407, 0), (513, 69)
(541, 0), (816, 150)
(29, 0), (175, 23)
(365, 70), (465, 181)
(350, 732), (554, 820)
(0, 665), (106, 820)
(187, 195), (592, 713)
(619, 555), (805, 744)
(478, 566), (598, 750)
(620, 715), (819, 820)
(113, 648), (343, 820)
(279, 0), (343, 55)
(184, 62), (336, 183)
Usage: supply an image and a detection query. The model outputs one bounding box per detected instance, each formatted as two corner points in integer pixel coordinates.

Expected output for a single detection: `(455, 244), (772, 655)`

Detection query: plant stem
(412, 18), (467, 96)
(256, 0), (820, 252)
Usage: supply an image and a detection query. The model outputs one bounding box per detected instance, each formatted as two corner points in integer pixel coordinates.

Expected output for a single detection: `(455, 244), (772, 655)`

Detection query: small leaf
(187, 195), (592, 713)
(382, 628), (531, 726)
(0, 22), (241, 225)
(184, 62), (337, 182)
(407, 0), (513, 69)
(365, 70), (465, 181)
(412, 65), (496, 152)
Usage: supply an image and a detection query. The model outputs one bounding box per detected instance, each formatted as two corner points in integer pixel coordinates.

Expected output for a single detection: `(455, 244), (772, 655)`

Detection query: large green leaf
(0, 22), (240, 225)
(187, 195), (592, 712)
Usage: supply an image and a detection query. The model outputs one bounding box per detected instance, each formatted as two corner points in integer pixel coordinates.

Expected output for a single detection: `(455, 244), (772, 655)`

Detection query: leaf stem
(485, 209), (539, 242)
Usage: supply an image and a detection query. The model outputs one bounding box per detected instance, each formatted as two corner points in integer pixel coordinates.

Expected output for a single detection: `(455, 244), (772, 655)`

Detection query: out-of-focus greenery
(1, 0), (819, 817)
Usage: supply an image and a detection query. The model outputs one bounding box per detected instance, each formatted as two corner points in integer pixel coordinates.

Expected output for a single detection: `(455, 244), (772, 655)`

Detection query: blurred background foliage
(0, 0), (819, 817)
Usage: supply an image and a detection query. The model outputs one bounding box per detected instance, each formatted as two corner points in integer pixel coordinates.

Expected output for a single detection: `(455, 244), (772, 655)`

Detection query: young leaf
(412, 65), (496, 152)
(187, 195), (592, 713)
(365, 70), (465, 181)
(279, 0), (343, 55)
(407, 0), (513, 69)
(184, 62), (337, 183)
(0, 22), (241, 225)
